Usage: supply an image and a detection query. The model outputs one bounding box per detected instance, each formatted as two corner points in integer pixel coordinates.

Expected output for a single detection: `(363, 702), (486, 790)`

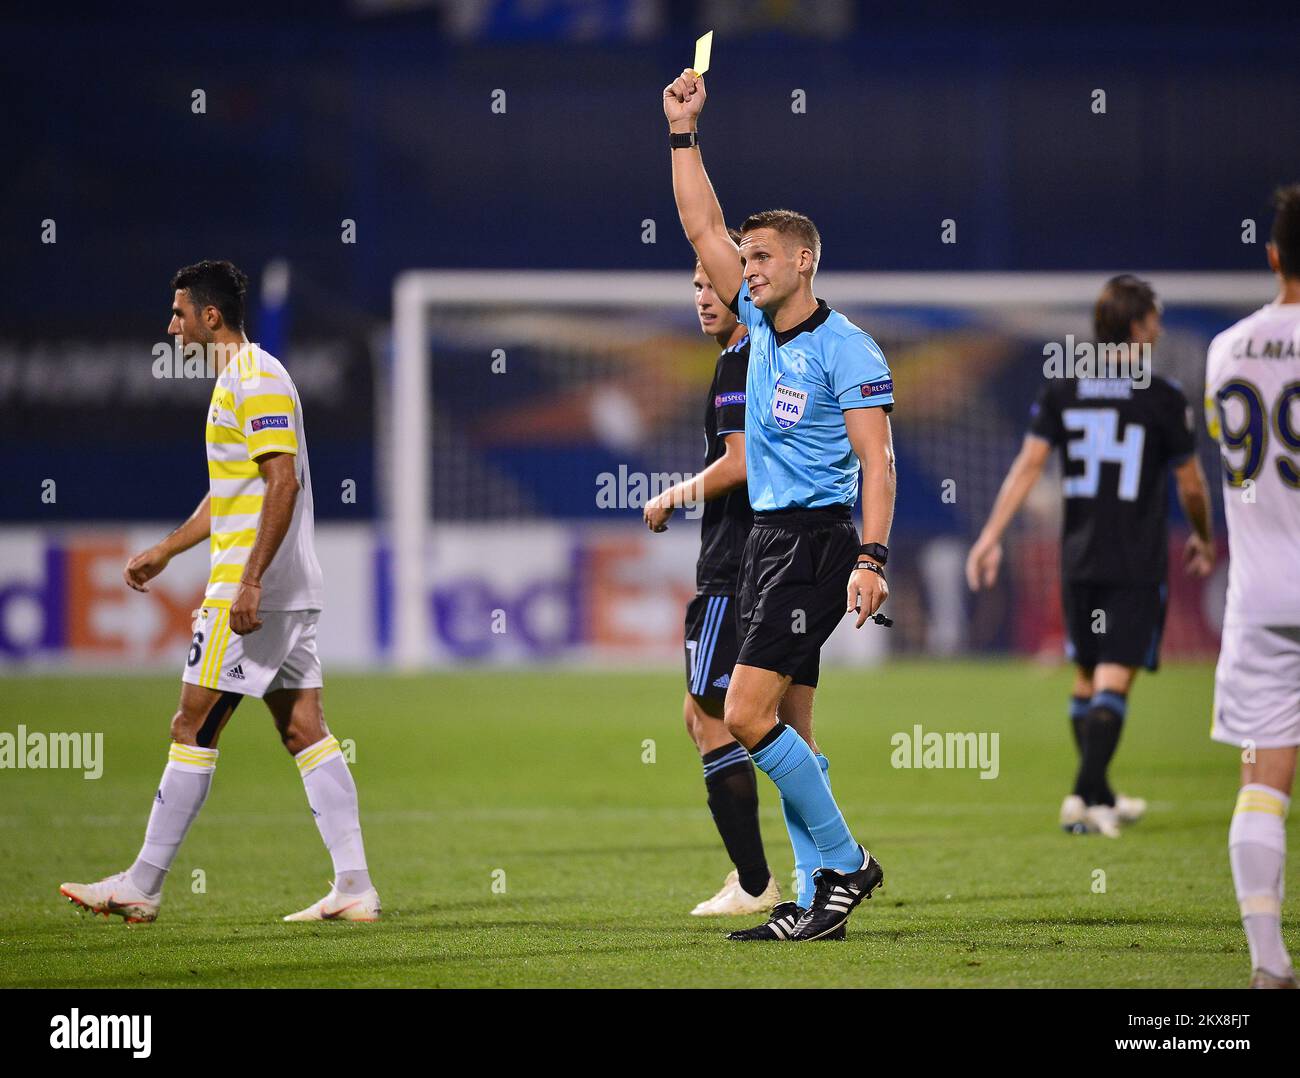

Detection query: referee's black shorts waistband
(752, 505), (853, 528)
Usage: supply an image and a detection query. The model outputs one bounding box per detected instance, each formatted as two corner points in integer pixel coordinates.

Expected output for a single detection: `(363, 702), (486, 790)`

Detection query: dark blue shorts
(684, 593), (741, 701)
(1063, 580), (1168, 672)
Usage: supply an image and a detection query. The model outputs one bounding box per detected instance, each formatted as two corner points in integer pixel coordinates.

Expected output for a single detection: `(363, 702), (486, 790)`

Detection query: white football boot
(1083, 804), (1122, 838)
(690, 870), (780, 916)
(59, 871), (160, 923)
(283, 884), (381, 922)
(1115, 794), (1147, 825)
(1059, 794), (1088, 834)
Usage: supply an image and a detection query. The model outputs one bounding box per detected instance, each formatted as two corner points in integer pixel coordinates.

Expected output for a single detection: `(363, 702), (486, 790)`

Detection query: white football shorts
(182, 603), (323, 699)
(1212, 624), (1300, 750)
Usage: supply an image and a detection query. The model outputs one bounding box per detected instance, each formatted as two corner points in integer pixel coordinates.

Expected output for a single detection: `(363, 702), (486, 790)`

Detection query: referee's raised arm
(663, 69), (742, 306)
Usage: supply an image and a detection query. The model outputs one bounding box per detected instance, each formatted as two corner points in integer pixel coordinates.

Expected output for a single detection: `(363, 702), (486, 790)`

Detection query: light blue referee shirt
(732, 282), (894, 511)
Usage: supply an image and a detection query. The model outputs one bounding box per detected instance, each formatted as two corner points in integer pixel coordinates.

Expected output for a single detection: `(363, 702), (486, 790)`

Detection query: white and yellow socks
(124, 737), (371, 901)
(295, 735), (372, 896)
(128, 743), (219, 896)
(1229, 783), (1292, 977)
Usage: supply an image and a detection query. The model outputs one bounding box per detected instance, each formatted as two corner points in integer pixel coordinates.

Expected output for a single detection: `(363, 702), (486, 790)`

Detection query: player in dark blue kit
(643, 244), (780, 917)
(967, 275), (1215, 838)
(664, 68), (896, 942)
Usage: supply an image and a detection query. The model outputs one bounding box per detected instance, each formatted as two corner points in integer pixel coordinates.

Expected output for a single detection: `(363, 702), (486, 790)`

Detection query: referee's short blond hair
(740, 210), (821, 275)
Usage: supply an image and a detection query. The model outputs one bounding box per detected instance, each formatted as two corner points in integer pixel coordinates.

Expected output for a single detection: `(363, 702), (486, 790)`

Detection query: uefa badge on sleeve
(772, 377), (808, 430)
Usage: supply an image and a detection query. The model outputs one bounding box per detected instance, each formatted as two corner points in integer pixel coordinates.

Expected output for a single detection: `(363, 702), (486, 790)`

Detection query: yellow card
(692, 30), (713, 77)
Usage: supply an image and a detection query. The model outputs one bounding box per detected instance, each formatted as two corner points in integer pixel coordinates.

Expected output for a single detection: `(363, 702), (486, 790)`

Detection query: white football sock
(1228, 784), (1292, 976)
(129, 743), (219, 895)
(295, 735), (372, 895)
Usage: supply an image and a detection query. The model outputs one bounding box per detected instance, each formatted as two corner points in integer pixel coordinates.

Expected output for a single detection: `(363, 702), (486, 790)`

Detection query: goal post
(388, 270), (1270, 670)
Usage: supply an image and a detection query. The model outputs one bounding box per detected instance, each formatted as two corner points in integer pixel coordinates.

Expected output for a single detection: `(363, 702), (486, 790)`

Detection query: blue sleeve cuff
(840, 395), (894, 411)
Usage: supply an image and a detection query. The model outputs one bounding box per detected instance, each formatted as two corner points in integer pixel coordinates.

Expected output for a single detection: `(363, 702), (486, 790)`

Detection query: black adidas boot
(788, 848), (883, 942)
(727, 900), (846, 942)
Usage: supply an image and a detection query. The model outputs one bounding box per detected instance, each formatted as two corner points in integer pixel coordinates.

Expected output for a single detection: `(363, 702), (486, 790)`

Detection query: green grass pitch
(0, 661), (1282, 988)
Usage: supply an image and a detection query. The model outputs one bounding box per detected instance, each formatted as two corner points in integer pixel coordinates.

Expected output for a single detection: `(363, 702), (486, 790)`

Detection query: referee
(643, 243), (779, 917)
(663, 68), (896, 942)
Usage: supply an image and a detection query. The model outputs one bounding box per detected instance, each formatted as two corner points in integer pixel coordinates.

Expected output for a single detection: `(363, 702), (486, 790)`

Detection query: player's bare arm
(966, 434), (1052, 591)
(664, 70), (742, 305)
(845, 406), (895, 627)
(644, 432), (746, 531)
(1173, 454), (1215, 577)
(123, 493), (212, 592)
(229, 452), (298, 636)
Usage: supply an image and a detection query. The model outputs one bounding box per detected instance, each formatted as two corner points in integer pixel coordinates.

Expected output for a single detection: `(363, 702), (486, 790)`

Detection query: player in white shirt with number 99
(1205, 185), (1300, 988)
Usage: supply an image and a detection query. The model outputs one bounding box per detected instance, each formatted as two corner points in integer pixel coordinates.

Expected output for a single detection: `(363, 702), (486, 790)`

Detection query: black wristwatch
(858, 542), (889, 566)
(669, 131), (699, 149)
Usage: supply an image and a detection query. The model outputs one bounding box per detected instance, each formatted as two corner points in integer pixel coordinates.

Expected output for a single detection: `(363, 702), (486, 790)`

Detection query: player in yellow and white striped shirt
(59, 260), (378, 924)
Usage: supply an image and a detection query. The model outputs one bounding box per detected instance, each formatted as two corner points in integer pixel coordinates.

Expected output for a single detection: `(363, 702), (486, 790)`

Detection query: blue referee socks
(753, 726), (860, 876)
(781, 752), (831, 907)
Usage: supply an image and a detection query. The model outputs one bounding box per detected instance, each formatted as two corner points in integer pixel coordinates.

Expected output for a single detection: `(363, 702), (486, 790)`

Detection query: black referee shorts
(1062, 580), (1168, 672)
(736, 506), (859, 688)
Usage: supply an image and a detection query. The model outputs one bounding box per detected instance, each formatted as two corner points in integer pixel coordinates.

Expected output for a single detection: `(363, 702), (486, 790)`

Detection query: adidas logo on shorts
(226, 663), (246, 681)
(712, 673), (731, 689)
